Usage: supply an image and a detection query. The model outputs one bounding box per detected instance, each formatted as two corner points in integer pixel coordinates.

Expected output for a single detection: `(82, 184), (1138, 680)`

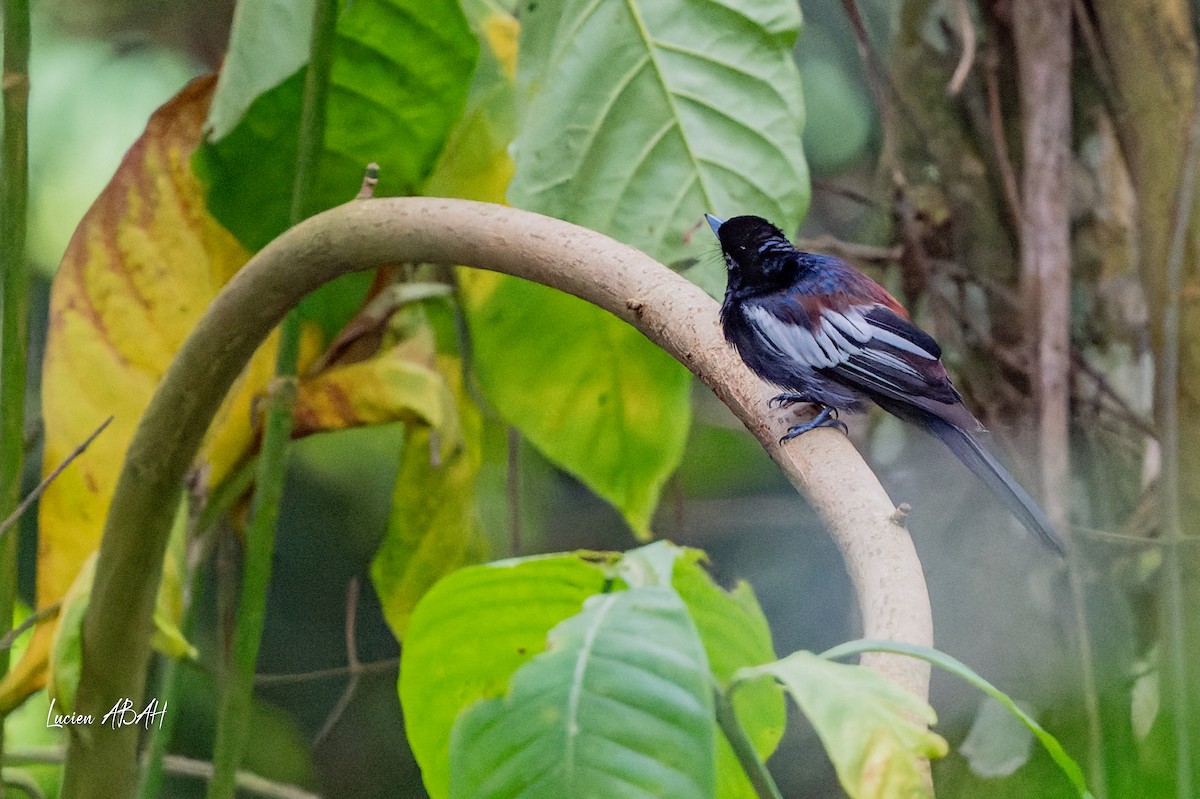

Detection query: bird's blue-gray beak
(705, 214), (724, 237)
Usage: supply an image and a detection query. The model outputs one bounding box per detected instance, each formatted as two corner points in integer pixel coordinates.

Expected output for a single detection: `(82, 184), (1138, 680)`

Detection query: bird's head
(705, 214), (798, 294)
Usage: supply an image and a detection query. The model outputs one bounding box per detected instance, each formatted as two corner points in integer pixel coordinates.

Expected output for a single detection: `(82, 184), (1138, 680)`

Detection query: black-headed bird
(707, 213), (1065, 555)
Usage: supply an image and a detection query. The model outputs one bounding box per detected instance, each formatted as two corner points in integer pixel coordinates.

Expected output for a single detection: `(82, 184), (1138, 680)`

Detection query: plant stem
(0, 2), (31, 797)
(137, 454), (255, 797)
(135, 562), (188, 799)
(205, 369), (298, 799)
(135, 640), (183, 799)
(713, 685), (782, 799)
(206, 1), (337, 797)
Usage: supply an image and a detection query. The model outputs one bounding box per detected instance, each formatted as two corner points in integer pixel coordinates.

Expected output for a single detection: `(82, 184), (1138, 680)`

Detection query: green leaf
(197, 0), (478, 251)
(449, 586), (715, 799)
(821, 639), (1094, 798)
(509, 0), (809, 291)
(371, 357), (489, 639)
(464, 0), (809, 538)
(401, 543), (780, 799)
(400, 555), (612, 799)
(205, 0), (316, 140)
(462, 273), (692, 538)
(737, 651), (947, 799)
(673, 552), (785, 799)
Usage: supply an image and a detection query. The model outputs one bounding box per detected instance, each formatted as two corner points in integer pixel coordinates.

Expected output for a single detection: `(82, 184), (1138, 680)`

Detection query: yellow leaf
(293, 334), (458, 442)
(0, 75), (308, 710)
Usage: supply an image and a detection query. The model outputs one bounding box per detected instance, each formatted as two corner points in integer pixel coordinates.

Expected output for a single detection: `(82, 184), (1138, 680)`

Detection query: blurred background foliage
(4, 0), (1188, 796)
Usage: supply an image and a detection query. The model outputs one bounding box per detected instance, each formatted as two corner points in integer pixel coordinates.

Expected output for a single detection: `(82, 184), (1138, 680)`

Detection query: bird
(706, 213), (1066, 555)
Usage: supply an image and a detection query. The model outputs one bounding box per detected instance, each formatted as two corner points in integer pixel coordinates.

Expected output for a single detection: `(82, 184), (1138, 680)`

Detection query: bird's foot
(768, 392), (810, 409)
(779, 407), (848, 443)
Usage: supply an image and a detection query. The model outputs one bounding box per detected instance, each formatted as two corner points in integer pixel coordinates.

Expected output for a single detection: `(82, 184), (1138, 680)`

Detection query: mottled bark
(1013, 0), (1072, 528)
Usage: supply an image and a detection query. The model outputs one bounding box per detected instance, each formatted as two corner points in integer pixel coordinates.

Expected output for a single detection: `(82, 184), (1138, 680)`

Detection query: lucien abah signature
(46, 696), (167, 730)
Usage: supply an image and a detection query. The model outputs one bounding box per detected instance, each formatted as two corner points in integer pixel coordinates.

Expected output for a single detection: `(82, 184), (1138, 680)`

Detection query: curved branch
(61, 198), (932, 797)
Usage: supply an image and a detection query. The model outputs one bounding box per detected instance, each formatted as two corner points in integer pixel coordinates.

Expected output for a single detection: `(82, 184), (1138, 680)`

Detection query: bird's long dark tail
(877, 399), (1066, 555)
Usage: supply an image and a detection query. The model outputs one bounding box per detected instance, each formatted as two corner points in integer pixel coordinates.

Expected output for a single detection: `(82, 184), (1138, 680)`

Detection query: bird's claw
(768, 392), (809, 409)
(778, 407), (847, 443)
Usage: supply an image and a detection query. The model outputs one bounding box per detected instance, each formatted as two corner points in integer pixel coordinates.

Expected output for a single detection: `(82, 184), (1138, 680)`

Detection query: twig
(163, 754), (320, 799)
(0, 416), (113, 539)
(947, 0), (976, 95)
(931, 257), (1157, 440)
(255, 657), (398, 686)
(795, 235), (901, 263)
(1073, 523), (1175, 546)
(9, 748), (320, 799)
(984, 57), (1024, 239)
(811, 180), (879, 208)
(306, 282), (453, 374)
(839, 0), (934, 162)
(312, 579), (361, 748)
(1069, 350), (1157, 439)
(0, 603), (58, 651)
(355, 162), (379, 201)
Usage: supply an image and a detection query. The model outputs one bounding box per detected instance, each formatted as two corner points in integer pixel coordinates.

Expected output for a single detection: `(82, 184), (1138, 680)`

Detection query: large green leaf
(400, 542), (785, 799)
(462, 273), (692, 537)
(673, 552), (784, 799)
(449, 586), (715, 799)
(464, 0), (807, 538)
(400, 555), (613, 799)
(197, 0), (478, 251)
(738, 652), (947, 799)
(509, 0), (808, 287)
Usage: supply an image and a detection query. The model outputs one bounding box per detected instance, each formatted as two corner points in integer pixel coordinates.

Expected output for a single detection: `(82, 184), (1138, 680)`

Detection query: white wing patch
(747, 305), (843, 368)
(823, 308), (939, 360)
(746, 304), (939, 378)
(824, 308), (873, 342)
